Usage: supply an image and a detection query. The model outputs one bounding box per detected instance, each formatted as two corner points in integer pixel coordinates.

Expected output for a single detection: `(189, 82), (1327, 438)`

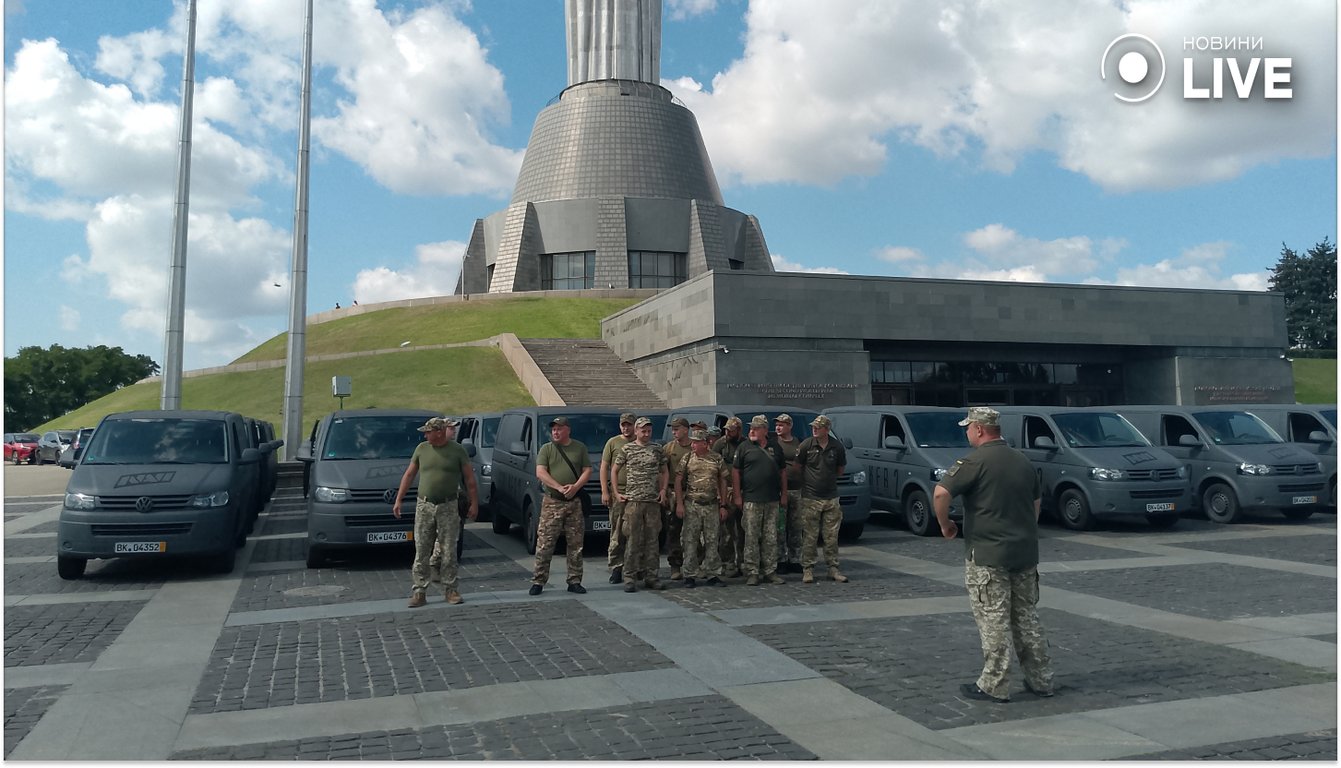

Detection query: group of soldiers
(597, 411), (852, 591)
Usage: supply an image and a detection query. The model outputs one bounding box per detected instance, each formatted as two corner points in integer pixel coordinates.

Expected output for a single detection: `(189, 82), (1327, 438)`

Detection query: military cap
(549, 416), (570, 427)
(418, 416), (457, 432)
(634, 416), (653, 429)
(689, 429), (708, 442)
(810, 414), (832, 428)
(689, 420), (708, 430)
(749, 415), (770, 429)
(958, 406), (1000, 427)
(774, 413), (792, 423)
(619, 412), (637, 424)
(707, 426), (722, 437)
(669, 416), (690, 428)
(725, 416), (743, 429)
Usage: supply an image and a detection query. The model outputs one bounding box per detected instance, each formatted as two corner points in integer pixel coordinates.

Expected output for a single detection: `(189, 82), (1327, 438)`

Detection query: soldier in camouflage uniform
(393, 417), (478, 607)
(773, 414), (804, 573)
(712, 417), (747, 577)
(529, 416), (592, 596)
(675, 428), (729, 587)
(934, 406), (1054, 703)
(601, 413), (637, 583)
(662, 416), (693, 580)
(613, 417), (669, 592)
(795, 414), (850, 584)
(733, 415), (788, 585)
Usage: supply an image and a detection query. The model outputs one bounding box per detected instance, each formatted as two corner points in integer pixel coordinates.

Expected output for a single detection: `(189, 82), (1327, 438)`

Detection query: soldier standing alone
(614, 417), (669, 592)
(393, 417), (478, 607)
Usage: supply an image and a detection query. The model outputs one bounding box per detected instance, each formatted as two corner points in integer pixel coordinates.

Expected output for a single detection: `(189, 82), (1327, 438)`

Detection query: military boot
(745, 574), (760, 586)
(829, 566), (849, 583)
(802, 567), (814, 584)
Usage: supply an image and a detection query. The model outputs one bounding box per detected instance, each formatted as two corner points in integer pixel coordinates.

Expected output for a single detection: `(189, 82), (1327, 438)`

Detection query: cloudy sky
(4, 0), (1336, 369)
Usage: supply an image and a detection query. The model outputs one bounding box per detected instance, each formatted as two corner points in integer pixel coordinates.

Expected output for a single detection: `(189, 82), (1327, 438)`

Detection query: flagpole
(161, 0), (197, 409)
(282, 0), (315, 459)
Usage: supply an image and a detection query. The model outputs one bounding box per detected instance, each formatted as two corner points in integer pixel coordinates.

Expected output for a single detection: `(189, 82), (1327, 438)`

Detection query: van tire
(1202, 482), (1241, 523)
(57, 556), (87, 580)
(1058, 488), (1095, 531)
(492, 512), (511, 534)
(1146, 513), (1179, 529)
(524, 502), (538, 555)
(839, 522), (864, 542)
(305, 546), (327, 568)
(210, 547), (236, 574)
(1281, 508), (1315, 521)
(903, 490), (935, 536)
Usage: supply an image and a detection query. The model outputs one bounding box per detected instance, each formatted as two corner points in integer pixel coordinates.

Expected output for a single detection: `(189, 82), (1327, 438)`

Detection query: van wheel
(1282, 508), (1315, 521)
(903, 490), (935, 536)
(210, 547), (236, 574)
(57, 556), (87, 580)
(1202, 482), (1241, 523)
(1146, 513), (1179, 529)
(305, 546), (327, 568)
(1058, 488), (1095, 531)
(524, 502), (539, 555)
(838, 522), (864, 542)
(492, 512), (511, 535)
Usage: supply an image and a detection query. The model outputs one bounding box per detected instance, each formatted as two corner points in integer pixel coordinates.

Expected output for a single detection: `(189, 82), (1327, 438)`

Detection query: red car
(4, 433), (40, 464)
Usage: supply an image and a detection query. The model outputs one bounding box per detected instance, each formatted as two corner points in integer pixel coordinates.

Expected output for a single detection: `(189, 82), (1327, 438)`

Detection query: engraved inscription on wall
(728, 382), (861, 402)
(1192, 385), (1282, 405)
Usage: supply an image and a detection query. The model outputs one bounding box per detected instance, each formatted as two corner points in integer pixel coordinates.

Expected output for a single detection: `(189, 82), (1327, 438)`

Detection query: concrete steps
(519, 338), (664, 409)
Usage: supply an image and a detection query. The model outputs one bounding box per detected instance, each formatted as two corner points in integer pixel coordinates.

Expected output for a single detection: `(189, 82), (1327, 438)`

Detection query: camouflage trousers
(662, 490), (684, 568)
(965, 560), (1054, 700)
(801, 496), (842, 569)
(776, 489), (803, 565)
(412, 497), (461, 593)
(621, 500), (662, 583)
(427, 517), (465, 583)
(718, 506), (744, 571)
(680, 499), (722, 579)
(742, 501), (780, 577)
(533, 496), (584, 585)
(607, 498), (627, 570)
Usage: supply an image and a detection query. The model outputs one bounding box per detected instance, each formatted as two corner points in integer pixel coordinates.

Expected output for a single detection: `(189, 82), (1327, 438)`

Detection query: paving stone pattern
(4, 559), (169, 596)
(1165, 533), (1337, 566)
(3, 536), (59, 558)
(190, 601), (674, 714)
(257, 514), (307, 536)
(247, 536), (308, 565)
(5, 601), (146, 667)
(20, 521), (59, 534)
(3, 685), (66, 758)
(871, 532), (1146, 567)
(172, 694), (816, 760)
(662, 562), (959, 613)
(1127, 728), (1337, 760)
(1046, 563), (1337, 620)
(741, 608), (1333, 731)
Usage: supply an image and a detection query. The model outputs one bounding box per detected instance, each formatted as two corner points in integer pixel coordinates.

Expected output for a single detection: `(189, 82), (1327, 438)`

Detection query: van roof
(322, 408), (442, 419)
(105, 409), (237, 420)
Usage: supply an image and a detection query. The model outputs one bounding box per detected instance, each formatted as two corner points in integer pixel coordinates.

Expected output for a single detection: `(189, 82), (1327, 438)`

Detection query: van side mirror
(1178, 434), (1203, 448)
(462, 441), (478, 458)
(1307, 430), (1332, 444)
(841, 437), (853, 449)
(883, 435), (905, 450)
(508, 440), (527, 455)
(240, 448), (262, 464)
(1033, 436), (1057, 450)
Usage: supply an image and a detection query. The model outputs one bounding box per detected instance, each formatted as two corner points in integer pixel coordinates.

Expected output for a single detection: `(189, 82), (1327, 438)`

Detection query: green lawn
(1292, 358), (1337, 403)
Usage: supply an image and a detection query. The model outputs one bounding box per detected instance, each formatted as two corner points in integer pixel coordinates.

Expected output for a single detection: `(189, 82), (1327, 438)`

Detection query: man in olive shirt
(393, 417), (478, 607)
(934, 406), (1054, 703)
(601, 413), (636, 584)
(733, 415), (788, 585)
(795, 414), (849, 584)
(530, 416), (593, 596)
(773, 414), (804, 573)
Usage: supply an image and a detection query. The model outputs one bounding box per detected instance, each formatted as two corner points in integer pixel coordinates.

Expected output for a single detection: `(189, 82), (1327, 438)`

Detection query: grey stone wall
(1176, 356), (1296, 405)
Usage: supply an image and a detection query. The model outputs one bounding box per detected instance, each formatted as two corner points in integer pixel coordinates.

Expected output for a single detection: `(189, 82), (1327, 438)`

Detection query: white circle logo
(1101, 34), (1166, 102)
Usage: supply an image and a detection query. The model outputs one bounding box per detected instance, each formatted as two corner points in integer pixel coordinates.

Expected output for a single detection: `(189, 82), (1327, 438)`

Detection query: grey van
(457, 411), (503, 521)
(995, 406), (1189, 530)
(490, 407), (625, 553)
(664, 405), (872, 538)
(297, 408), (445, 568)
(57, 410), (265, 579)
(1115, 405), (1326, 523)
(822, 406), (969, 536)
(1247, 404), (1337, 508)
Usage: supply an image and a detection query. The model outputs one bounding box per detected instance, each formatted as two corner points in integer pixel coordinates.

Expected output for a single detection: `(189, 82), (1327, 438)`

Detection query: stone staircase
(519, 338), (665, 409)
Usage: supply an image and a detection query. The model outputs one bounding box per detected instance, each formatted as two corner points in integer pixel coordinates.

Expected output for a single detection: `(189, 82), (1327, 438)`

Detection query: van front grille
(1278, 483), (1325, 493)
(99, 494), (194, 510)
(1271, 464), (1321, 475)
(347, 489), (415, 504)
(1126, 468), (1181, 481)
(91, 523), (193, 537)
(345, 514), (414, 528)
(1129, 488), (1184, 500)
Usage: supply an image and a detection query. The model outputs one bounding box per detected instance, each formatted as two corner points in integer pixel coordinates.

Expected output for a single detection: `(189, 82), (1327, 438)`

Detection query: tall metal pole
(161, 0), (198, 409)
(282, 0), (315, 460)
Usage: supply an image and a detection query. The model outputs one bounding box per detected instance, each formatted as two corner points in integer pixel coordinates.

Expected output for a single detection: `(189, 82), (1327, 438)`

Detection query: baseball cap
(549, 416), (570, 427)
(689, 420), (708, 430)
(689, 429), (708, 442)
(670, 416), (690, 428)
(619, 412), (636, 424)
(749, 415), (769, 429)
(634, 416), (653, 429)
(774, 413), (792, 424)
(958, 406), (1001, 427)
(707, 426), (722, 437)
(725, 416), (742, 429)
(418, 417), (456, 432)
(810, 415), (832, 428)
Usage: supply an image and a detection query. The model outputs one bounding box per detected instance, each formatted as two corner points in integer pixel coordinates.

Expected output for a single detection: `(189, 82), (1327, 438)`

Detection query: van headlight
(931, 468), (948, 481)
(850, 470), (867, 485)
(190, 490), (230, 508)
(313, 486), (351, 503)
(1176, 465), (1188, 479)
(480, 463), (492, 477)
(1237, 463), (1272, 476)
(64, 493), (97, 510)
(1090, 468), (1125, 480)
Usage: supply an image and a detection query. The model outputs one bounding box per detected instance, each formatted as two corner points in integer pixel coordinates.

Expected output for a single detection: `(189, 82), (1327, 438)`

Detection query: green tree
(1269, 238), (1337, 351)
(4, 345), (159, 430)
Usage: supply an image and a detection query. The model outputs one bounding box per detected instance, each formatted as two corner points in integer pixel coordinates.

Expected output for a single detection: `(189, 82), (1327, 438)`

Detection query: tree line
(1269, 238), (1336, 354)
(4, 345), (158, 431)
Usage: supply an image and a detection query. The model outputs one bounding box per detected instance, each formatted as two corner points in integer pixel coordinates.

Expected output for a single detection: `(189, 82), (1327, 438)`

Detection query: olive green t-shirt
(936, 438), (1041, 570)
(733, 439), (785, 502)
(776, 434), (803, 487)
(664, 439), (693, 488)
(795, 436), (846, 499)
(538, 440), (591, 498)
(411, 440), (471, 504)
(601, 435), (630, 491)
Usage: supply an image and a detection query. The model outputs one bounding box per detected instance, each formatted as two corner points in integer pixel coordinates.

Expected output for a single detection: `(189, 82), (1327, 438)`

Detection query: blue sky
(4, 0), (1336, 370)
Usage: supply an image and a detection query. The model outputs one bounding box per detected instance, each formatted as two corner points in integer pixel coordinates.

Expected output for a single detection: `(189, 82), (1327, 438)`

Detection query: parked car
(4, 433), (40, 464)
(57, 410), (266, 579)
(57, 427), (96, 469)
(1115, 405), (1326, 523)
(1246, 404), (1337, 508)
(995, 406), (1190, 530)
(36, 429), (76, 464)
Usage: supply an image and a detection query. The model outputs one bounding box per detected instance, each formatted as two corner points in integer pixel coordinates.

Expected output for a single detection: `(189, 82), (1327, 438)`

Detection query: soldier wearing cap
(934, 406), (1054, 703)
(613, 417), (670, 591)
(662, 416), (693, 580)
(794, 414), (849, 584)
(393, 416), (478, 607)
(675, 428), (730, 587)
(601, 412), (637, 583)
(712, 417), (747, 577)
(733, 415), (788, 585)
(529, 416), (592, 596)
(773, 413), (804, 573)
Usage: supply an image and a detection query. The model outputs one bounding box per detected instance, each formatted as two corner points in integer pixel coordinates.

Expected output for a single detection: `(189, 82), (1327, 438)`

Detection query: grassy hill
(1292, 358), (1338, 404)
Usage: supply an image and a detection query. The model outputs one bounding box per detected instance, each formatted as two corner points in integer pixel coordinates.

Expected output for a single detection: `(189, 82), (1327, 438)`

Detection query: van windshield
(1052, 413), (1150, 448)
(1191, 411), (1283, 445)
(548, 413), (625, 452)
(478, 417), (499, 448)
(82, 418), (229, 465)
(905, 412), (969, 448)
(322, 416), (428, 460)
(1320, 409), (1337, 428)
(14, 433), (39, 442)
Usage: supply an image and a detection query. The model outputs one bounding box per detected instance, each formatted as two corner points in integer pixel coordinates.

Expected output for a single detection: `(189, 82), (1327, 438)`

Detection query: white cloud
(668, 0), (718, 20)
(665, 0), (1336, 191)
(770, 253), (848, 274)
(962, 223), (1122, 277)
(353, 241), (468, 304)
(95, 28), (172, 97)
(1111, 241), (1268, 290)
(875, 246), (923, 263)
(58, 305), (80, 332)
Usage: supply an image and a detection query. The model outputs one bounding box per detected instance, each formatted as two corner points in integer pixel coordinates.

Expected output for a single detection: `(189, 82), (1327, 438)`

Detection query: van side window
(1024, 416), (1055, 448)
(880, 416), (906, 446)
(521, 419), (533, 452)
(1288, 412), (1323, 441)
(497, 413), (525, 453)
(1162, 415), (1197, 446)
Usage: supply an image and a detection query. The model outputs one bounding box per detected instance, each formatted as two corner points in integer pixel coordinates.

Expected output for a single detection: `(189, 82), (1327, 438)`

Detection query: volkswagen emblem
(382, 489), (396, 505)
(135, 496), (154, 512)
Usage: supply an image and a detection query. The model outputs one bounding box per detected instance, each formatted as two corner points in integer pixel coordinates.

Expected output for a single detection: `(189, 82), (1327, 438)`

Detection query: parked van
(1243, 404), (1337, 508)
(992, 406), (1190, 530)
(490, 407), (626, 553)
(1115, 405), (1326, 523)
(297, 408), (448, 568)
(457, 411), (503, 521)
(58, 410), (267, 578)
(663, 405), (872, 538)
(822, 406), (969, 536)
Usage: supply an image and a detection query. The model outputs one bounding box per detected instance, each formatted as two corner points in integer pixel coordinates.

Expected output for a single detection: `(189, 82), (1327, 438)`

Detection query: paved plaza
(3, 465), (1336, 760)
